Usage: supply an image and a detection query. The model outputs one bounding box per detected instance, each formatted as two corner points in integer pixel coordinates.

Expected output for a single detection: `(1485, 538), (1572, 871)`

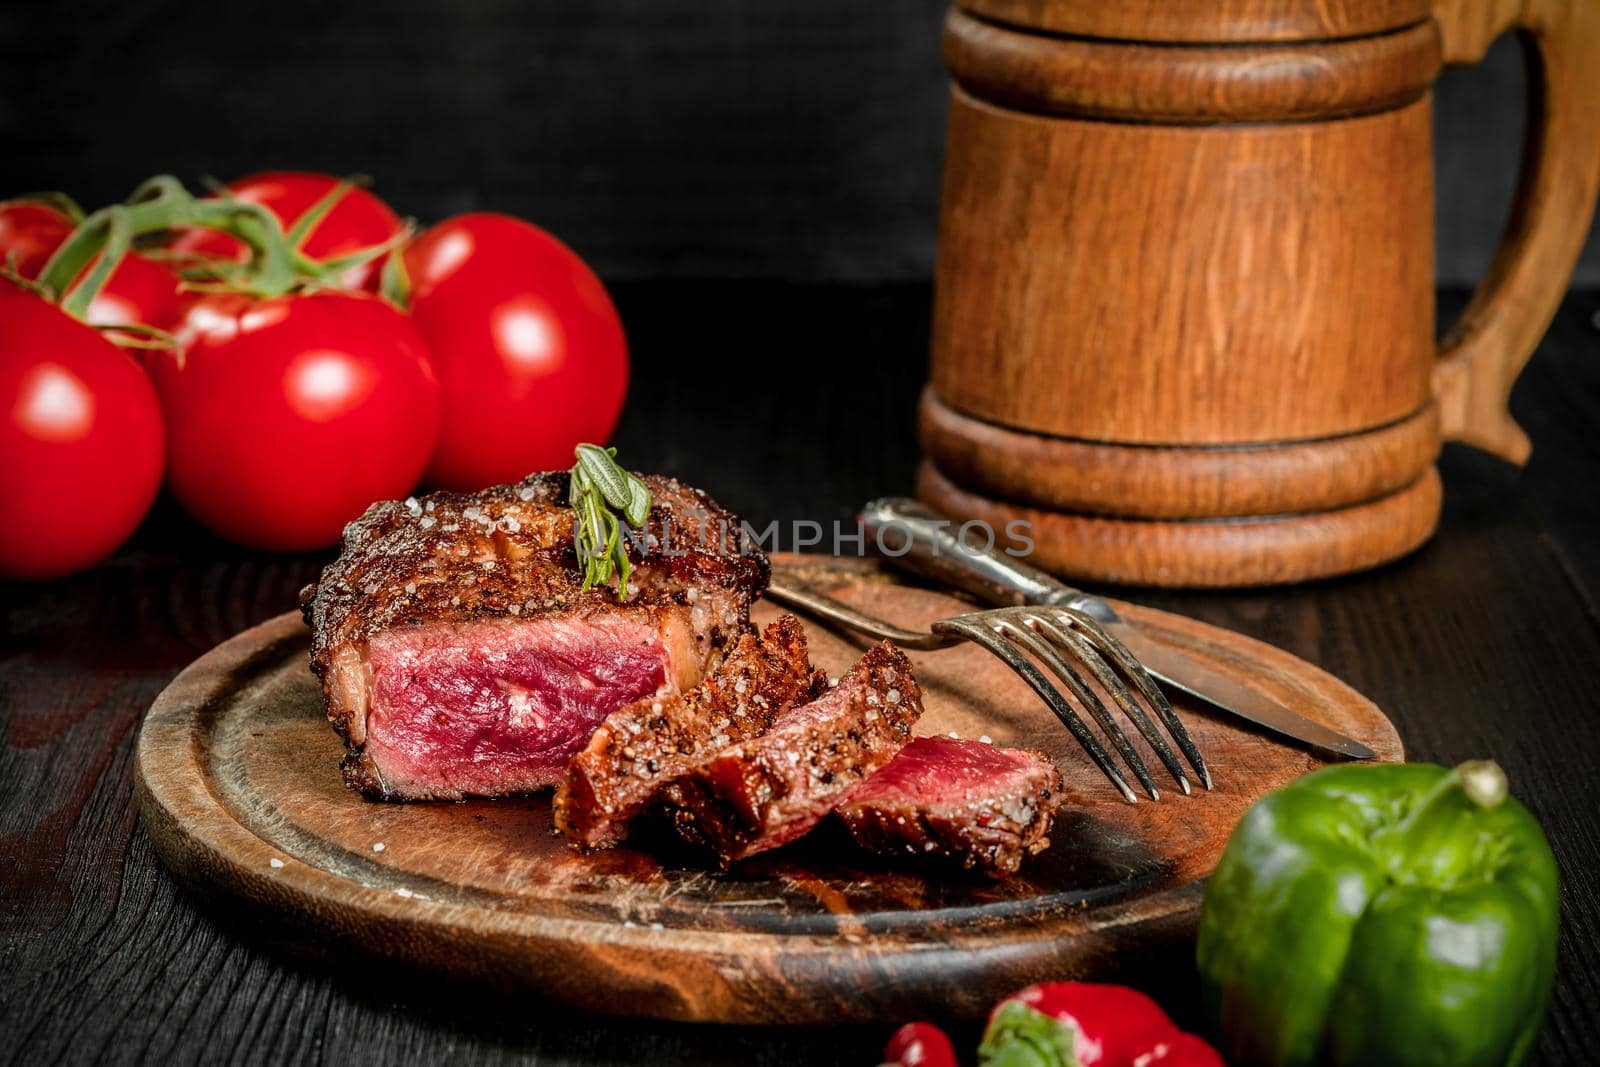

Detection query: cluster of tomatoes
(0, 172), (629, 580)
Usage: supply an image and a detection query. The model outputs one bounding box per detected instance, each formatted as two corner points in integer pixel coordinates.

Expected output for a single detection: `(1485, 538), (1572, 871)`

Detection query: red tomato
(152, 291), (439, 551)
(82, 251), (186, 331)
(0, 282), (165, 579)
(884, 1022), (960, 1067)
(403, 213), (628, 489)
(0, 200), (185, 330)
(169, 172), (403, 292)
(0, 200), (75, 277)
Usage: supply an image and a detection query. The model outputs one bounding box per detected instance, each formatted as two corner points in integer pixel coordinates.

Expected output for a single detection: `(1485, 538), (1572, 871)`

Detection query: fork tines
(934, 606), (1211, 803)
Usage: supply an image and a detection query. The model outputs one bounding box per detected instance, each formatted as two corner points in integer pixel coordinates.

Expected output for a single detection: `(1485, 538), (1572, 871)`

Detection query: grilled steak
(662, 641), (921, 863)
(554, 615), (822, 850)
(301, 472), (766, 800)
(834, 736), (1062, 875)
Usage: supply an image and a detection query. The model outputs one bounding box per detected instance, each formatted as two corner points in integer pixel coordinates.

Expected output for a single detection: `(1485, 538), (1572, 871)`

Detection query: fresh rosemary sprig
(569, 444), (652, 599)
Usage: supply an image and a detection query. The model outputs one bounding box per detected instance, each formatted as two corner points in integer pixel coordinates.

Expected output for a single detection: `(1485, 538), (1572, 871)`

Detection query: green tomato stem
(35, 174), (395, 314)
(58, 206), (132, 319)
(284, 179), (355, 249)
(379, 246), (411, 309)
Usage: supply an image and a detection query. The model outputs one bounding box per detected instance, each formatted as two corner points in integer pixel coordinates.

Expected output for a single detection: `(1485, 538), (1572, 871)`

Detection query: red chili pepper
(884, 1021), (961, 1067)
(978, 983), (1223, 1067)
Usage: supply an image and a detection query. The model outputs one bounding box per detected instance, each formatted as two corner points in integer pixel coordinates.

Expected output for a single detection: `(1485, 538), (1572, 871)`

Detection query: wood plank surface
(2, 284), (1597, 1064)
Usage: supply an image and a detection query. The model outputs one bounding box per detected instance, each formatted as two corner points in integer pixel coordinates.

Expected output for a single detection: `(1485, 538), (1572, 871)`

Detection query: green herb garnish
(569, 444), (652, 599)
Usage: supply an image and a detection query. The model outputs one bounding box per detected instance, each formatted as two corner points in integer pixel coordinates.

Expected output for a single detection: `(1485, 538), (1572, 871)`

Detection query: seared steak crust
(834, 736), (1062, 875)
(554, 615), (822, 851)
(300, 472), (767, 798)
(662, 642), (922, 863)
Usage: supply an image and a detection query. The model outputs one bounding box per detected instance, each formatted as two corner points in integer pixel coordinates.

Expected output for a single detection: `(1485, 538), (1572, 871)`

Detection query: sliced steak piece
(554, 615), (821, 851)
(662, 641), (922, 863)
(834, 736), (1063, 875)
(300, 472), (766, 800)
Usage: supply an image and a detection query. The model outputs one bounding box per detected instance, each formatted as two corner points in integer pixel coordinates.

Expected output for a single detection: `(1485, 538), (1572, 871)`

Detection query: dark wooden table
(4, 285), (1597, 1065)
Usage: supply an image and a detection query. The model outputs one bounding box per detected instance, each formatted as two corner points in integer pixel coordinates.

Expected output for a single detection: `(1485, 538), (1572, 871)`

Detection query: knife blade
(859, 496), (1375, 760)
(1102, 623), (1374, 759)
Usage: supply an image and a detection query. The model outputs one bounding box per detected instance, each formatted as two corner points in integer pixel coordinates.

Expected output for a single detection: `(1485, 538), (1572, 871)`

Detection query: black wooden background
(2, 0), (1597, 285)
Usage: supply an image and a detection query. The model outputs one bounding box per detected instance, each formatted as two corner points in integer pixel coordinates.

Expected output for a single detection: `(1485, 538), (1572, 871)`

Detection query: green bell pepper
(1197, 760), (1559, 1067)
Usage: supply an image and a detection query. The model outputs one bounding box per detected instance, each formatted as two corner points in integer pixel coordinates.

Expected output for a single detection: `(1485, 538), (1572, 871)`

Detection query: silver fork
(766, 574), (1210, 803)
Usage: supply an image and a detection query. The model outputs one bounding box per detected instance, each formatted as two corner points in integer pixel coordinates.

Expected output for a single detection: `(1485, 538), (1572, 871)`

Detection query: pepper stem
(1457, 759), (1508, 809)
(1383, 759), (1510, 886)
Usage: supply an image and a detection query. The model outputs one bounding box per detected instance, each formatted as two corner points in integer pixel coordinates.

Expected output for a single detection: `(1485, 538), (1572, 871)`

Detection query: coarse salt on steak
(554, 614), (822, 851)
(661, 641), (922, 863)
(834, 736), (1062, 875)
(300, 472), (765, 800)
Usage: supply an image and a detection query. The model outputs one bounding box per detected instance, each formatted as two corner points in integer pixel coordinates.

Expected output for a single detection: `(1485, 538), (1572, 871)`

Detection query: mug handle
(1430, 0), (1600, 464)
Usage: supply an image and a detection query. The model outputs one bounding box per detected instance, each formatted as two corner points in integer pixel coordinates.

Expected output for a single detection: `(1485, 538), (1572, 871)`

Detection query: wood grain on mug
(931, 93), (1435, 447)
(919, 462), (1443, 588)
(943, 9), (1442, 123)
(926, 0), (1600, 585)
(957, 0), (1430, 43)
(1431, 0), (1600, 465)
(920, 389), (1441, 520)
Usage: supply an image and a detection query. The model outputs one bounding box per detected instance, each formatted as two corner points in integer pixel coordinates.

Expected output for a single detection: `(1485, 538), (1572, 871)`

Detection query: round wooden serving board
(134, 556), (1401, 1024)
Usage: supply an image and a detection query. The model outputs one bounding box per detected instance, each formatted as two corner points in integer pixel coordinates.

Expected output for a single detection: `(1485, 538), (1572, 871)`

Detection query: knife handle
(859, 497), (1113, 620)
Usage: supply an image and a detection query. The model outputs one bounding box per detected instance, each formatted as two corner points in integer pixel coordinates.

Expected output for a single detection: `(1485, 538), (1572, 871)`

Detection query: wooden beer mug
(920, 0), (1600, 586)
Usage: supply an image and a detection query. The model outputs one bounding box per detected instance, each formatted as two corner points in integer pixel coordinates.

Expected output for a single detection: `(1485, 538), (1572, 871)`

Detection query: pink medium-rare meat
(300, 472), (767, 800)
(362, 610), (697, 799)
(833, 736), (1063, 875)
(554, 614), (823, 851)
(661, 641), (922, 863)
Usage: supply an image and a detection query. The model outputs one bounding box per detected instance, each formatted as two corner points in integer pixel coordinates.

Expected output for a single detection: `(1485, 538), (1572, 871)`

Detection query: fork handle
(765, 577), (959, 651)
(860, 497), (1117, 622)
